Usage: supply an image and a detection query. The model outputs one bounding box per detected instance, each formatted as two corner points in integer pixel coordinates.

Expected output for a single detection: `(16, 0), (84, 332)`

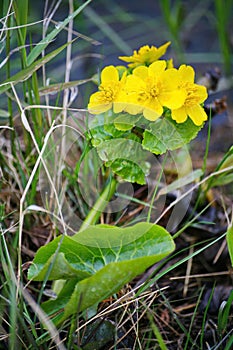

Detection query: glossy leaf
(28, 222), (175, 323)
(96, 138), (151, 184)
(114, 113), (141, 131)
(142, 116), (202, 154)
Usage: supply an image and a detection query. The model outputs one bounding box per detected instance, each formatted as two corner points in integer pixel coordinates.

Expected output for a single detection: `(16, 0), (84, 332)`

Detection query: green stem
(80, 176), (118, 231)
(6, 12), (16, 158)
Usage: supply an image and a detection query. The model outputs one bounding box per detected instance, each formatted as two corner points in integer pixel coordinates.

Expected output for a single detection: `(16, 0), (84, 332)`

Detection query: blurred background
(25, 0), (233, 97)
(1, 0), (233, 152)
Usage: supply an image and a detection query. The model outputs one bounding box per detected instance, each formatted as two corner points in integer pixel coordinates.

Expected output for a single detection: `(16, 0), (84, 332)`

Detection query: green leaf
(38, 79), (92, 96)
(114, 113), (141, 131)
(27, 235), (94, 281)
(28, 223), (175, 323)
(96, 138), (150, 184)
(142, 116), (202, 154)
(109, 158), (149, 184)
(26, 0), (92, 66)
(0, 42), (70, 95)
(210, 173), (233, 187)
(226, 225), (233, 267)
(103, 123), (128, 138)
(87, 114), (129, 146)
(13, 0), (28, 43)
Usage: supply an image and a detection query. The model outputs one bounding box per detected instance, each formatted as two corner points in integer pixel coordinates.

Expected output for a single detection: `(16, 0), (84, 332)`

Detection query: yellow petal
(101, 65), (119, 83)
(113, 102), (125, 114)
(113, 91), (128, 113)
(161, 68), (181, 89)
(143, 99), (163, 121)
(166, 58), (174, 69)
(88, 92), (111, 114)
(186, 104), (208, 126)
(125, 75), (144, 92)
(194, 84), (208, 103)
(159, 89), (187, 109)
(171, 107), (188, 123)
(149, 60), (167, 76)
(124, 102), (143, 115)
(118, 55), (134, 63)
(178, 65), (195, 83)
(155, 41), (171, 58)
(143, 107), (161, 121)
(133, 66), (149, 80)
(88, 102), (112, 114)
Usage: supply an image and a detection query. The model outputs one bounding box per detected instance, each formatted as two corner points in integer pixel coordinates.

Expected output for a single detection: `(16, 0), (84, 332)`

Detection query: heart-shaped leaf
(114, 113), (141, 131)
(142, 116), (203, 154)
(96, 138), (150, 184)
(28, 222), (175, 323)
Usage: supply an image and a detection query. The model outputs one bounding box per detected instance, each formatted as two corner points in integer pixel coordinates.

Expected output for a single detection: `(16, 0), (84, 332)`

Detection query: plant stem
(80, 176), (118, 231)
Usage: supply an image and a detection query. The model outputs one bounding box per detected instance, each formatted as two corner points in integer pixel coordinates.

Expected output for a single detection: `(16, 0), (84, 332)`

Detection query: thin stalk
(147, 154), (167, 223)
(56, 0), (74, 204)
(215, 0), (232, 74)
(147, 312), (168, 350)
(159, 0), (184, 62)
(199, 284), (215, 349)
(6, 9), (16, 157)
(80, 176), (117, 231)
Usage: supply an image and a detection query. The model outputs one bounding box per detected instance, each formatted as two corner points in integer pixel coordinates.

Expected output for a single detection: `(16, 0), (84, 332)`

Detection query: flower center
(147, 77), (160, 99)
(100, 82), (119, 102)
(178, 82), (200, 107)
(137, 78), (159, 103)
(185, 84), (200, 106)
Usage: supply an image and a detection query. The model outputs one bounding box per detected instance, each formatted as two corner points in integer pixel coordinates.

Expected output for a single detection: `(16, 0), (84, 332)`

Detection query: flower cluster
(88, 42), (208, 126)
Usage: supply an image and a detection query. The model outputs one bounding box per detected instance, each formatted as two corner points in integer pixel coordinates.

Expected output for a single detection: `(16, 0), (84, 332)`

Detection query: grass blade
(226, 225), (233, 266)
(26, 0), (92, 66)
(13, 0), (28, 43)
(0, 41), (73, 95)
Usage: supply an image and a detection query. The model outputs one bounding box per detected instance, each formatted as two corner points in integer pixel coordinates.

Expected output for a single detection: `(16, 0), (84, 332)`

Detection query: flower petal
(186, 104), (208, 126)
(124, 102), (143, 115)
(194, 84), (208, 103)
(179, 65), (195, 83)
(143, 99), (163, 121)
(159, 89), (187, 109)
(149, 60), (167, 76)
(155, 41), (171, 60)
(143, 108), (161, 121)
(133, 66), (149, 80)
(171, 107), (188, 123)
(88, 92), (112, 114)
(101, 65), (119, 83)
(161, 68), (181, 89)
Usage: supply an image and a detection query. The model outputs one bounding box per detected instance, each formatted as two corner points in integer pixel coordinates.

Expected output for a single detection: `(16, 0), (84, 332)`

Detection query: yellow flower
(170, 65), (208, 126)
(88, 66), (127, 114)
(124, 60), (186, 121)
(119, 42), (171, 68)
